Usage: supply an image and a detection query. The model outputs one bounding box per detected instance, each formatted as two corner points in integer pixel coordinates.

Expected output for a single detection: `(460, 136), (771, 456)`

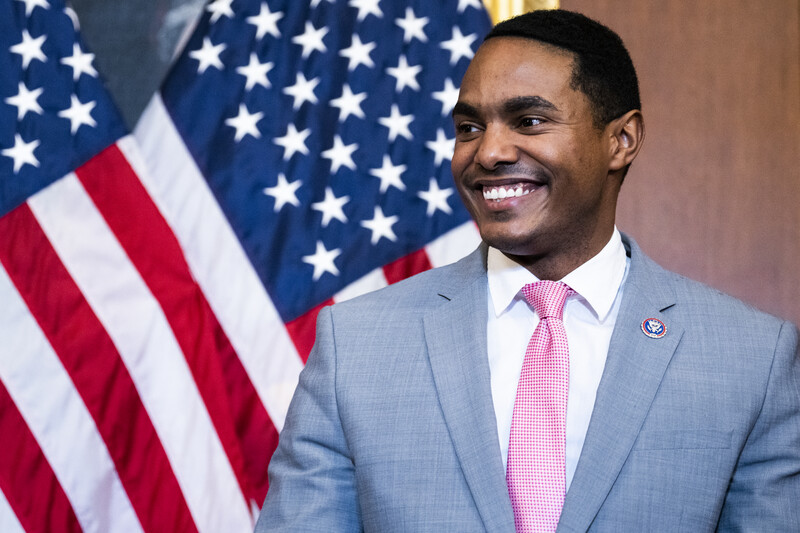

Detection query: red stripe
(286, 299), (333, 364)
(76, 144), (278, 505)
(383, 248), (433, 285)
(215, 327), (279, 504)
(0, 204), (197, 533)
(0, 378), (82, 533)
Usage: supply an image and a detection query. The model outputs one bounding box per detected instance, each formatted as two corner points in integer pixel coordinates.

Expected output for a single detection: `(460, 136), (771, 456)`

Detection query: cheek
(541, 139), (606, 191)
(451, 144), (472, 175)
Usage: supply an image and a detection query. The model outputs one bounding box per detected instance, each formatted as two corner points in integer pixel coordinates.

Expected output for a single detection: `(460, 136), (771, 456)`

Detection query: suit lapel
(423, 248), (516, 532)
(558, 237), (685, 532)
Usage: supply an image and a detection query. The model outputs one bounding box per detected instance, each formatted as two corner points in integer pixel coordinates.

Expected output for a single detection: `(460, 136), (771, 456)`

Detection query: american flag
(0, 0), (490, 531)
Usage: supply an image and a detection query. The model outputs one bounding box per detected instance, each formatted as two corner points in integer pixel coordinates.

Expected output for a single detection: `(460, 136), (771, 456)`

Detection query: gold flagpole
(482, 0), (560, 24)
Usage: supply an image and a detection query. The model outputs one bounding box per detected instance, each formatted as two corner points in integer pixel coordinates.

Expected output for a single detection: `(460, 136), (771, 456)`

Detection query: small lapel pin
(641, 318), (666, 339)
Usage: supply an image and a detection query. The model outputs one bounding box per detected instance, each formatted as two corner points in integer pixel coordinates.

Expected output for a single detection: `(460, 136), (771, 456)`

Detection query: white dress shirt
(487, 228), (629, 490)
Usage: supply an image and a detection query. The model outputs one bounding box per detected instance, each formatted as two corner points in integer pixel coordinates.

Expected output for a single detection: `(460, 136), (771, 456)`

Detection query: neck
(504, 226), (616, 281)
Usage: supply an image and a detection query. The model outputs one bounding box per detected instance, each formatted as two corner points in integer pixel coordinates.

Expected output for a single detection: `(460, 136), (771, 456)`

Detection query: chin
(479, 230), (541, 257)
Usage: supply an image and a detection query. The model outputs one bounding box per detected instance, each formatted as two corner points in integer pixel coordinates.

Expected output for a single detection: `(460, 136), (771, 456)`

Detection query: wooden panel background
(557, 0), (800, 325)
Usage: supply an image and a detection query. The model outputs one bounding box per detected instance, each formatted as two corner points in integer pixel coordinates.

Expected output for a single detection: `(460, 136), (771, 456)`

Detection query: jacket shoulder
(625, 233), (790, 329)
(666, 268), (787, 329)
(331, 247), (485, 316)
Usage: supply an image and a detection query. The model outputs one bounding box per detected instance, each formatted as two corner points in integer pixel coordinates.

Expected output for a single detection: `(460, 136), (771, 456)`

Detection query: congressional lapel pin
(641, 318), (667, 339)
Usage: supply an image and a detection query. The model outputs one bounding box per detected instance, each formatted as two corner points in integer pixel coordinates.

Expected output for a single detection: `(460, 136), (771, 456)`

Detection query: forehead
(459, 37), (579, 109)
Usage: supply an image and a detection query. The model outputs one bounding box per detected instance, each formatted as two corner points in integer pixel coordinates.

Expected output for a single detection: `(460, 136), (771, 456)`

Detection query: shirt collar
(487, 227), (627, 321)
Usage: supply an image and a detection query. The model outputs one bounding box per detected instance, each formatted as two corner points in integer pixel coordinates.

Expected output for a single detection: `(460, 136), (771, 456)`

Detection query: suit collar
(558, 234), (684, 532)
(423, 245), (517, 532)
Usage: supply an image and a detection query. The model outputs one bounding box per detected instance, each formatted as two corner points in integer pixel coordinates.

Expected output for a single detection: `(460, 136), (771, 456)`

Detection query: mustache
(466, 164), (549, 183)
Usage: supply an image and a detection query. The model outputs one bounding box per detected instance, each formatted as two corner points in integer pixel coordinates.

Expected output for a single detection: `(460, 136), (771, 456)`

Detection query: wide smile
(474, 179), (547, 209)
(482, 182), (538, 202)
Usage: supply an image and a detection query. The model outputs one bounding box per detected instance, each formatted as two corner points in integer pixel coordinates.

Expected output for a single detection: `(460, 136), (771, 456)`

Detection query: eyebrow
(452, 95), (559, 118)
(504, 95), (559, 113)
(452, 101), (479, 118)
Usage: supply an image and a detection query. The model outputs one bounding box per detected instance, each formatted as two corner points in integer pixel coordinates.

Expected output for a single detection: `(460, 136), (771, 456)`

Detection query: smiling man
(256, 10), (800, 532)
(451, 33), (638, 282)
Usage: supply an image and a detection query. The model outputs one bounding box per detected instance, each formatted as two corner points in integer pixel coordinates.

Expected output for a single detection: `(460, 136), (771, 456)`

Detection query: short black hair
(485, 10), (640, 128)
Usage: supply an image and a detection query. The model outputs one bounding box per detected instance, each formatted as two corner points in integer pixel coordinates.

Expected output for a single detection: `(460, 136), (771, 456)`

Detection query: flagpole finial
(482, 0), (559, 24)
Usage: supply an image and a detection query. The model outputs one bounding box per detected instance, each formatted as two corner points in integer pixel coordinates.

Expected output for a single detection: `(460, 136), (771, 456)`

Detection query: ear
(607, 110), (644, 172)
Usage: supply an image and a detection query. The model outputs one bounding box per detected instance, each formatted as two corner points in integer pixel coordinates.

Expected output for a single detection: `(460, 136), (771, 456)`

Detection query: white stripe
(27, 175), (253, 533)
(132, 99), (303, 430)
(0, 260), (142, 533)
(0, 487), (25, 533)
(425, 221), (481, 268)
(334, 266), (387, 303)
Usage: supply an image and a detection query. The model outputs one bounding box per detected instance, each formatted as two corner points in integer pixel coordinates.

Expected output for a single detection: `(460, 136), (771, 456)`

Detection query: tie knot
(522, 280), (573, 320)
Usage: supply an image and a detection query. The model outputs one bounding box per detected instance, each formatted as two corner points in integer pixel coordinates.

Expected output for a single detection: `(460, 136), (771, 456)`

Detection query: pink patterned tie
(507, 280), (574, 532)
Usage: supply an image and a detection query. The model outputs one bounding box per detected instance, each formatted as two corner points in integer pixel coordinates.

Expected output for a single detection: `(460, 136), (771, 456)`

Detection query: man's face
(452, 37), (622, 277)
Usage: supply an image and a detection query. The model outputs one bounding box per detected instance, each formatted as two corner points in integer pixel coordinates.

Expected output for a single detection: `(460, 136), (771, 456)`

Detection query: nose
(474, 125), (518, 171)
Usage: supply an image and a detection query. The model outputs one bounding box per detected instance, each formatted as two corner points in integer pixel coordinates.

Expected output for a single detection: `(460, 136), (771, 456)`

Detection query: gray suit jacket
(256, 235), (800, 532)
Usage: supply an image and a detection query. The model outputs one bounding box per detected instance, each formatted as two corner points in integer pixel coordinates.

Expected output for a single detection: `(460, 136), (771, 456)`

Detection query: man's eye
(456, 123), (479, 134)
(520, 117), (544, 127)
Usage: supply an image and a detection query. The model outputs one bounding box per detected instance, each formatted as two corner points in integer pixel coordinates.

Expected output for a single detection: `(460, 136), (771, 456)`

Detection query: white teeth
(482, 184), (532, 200)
